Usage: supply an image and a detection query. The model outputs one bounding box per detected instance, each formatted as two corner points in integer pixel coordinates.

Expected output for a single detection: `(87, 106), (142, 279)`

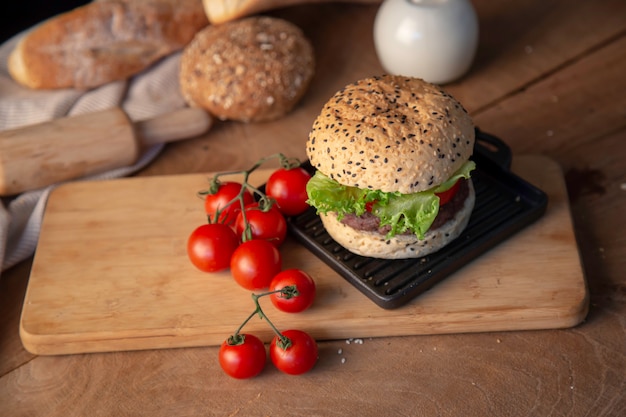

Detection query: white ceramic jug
(374, 0), (479, 84)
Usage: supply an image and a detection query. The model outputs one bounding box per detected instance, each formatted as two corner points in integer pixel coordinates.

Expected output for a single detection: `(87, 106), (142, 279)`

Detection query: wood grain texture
(0, 108), (137, 195)
(20, 156), (587, 355)
(1, 0), (625, 415)
(0, 107), (212, 195)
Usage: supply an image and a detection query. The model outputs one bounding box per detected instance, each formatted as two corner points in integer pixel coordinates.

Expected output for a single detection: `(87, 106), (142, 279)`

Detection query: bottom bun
(319, 180), (476, 259)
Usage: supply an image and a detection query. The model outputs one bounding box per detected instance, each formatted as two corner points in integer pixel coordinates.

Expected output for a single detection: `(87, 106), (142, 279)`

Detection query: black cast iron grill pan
(283, 130), (548, 309)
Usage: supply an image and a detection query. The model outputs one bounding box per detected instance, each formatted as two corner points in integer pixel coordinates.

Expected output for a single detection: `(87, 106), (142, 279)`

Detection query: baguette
(202, 0), (382, 24)
(8, 0), (209, 90)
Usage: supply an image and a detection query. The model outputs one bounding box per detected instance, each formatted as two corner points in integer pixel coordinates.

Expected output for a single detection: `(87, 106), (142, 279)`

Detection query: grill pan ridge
(284, 130), (548, 309)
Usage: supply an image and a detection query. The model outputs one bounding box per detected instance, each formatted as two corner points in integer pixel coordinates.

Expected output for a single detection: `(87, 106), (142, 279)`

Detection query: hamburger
(305, 75), (476, 259)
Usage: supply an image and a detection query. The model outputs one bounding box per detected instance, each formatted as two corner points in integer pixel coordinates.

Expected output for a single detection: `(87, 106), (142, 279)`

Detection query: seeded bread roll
(306, 74), (474, 194)
(179, 16), (315, 123)
(319, 180), (475, 259)
(8, 0), (209, 90)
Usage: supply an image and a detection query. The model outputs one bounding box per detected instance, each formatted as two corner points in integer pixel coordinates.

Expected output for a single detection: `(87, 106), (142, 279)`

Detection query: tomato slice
(435, 179), (460, 206)
(365, 200), (377, 212)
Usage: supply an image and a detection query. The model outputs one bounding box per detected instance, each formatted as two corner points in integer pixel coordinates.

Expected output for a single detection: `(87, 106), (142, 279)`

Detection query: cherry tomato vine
(186, 154), (318, 378)
(187, 153), (311, 277)
(198, 153), (307, 240)
(220, 285), (318, 378)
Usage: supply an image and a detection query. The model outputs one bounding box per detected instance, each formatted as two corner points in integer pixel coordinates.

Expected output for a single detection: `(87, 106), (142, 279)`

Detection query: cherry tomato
(230, 239), (282, 290)
(435, 179), (461, 206)
(270, 330), (318, 375)
(187, 223), (239, 272)
(265, 167), (312, 216)
(269, 269), (316, 313)
(219, 333), (266, 379)
(204, 182), (254, 225)
(235, 203), (287, 247)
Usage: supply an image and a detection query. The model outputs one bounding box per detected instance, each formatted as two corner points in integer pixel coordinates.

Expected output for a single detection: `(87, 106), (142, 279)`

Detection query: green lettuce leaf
(306, 160), (475, 239)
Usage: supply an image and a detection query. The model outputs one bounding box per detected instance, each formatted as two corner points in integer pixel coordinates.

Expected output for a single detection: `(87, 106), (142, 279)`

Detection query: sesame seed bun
(306, 75), (474, 194)
(320, 180), (475, 259)
(179, 16), (315, 122)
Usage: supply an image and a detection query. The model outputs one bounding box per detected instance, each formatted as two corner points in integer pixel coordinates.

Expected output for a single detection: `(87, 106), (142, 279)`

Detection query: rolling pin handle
(134, 108), (213, 147)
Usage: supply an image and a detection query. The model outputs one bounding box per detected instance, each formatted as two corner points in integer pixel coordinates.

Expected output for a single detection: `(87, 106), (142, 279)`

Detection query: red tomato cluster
(219, 269), (318, 379)
(187, 165), (311, 281)
(219, 328), (319, 379)
(219, 269), (318, 378)
(186, 161), (319, 378)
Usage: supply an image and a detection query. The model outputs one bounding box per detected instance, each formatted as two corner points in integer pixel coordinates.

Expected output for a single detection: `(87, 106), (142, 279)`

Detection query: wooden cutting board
(20, 155), (588, 355)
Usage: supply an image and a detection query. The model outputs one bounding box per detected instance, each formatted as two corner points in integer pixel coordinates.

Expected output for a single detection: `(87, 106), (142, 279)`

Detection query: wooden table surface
(1, 1), (625, 415)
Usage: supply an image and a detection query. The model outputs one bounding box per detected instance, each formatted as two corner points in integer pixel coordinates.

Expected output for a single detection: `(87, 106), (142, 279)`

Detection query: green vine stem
(227, 286), (299, 348)
(196, 153), (302, 234)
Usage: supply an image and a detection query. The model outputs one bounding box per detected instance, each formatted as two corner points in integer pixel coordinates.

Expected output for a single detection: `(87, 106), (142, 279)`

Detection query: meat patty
(340, 179), (470, 235)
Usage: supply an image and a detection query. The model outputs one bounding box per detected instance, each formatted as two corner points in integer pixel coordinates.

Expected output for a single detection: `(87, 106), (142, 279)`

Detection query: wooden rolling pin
(0, 107), (212, 196)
